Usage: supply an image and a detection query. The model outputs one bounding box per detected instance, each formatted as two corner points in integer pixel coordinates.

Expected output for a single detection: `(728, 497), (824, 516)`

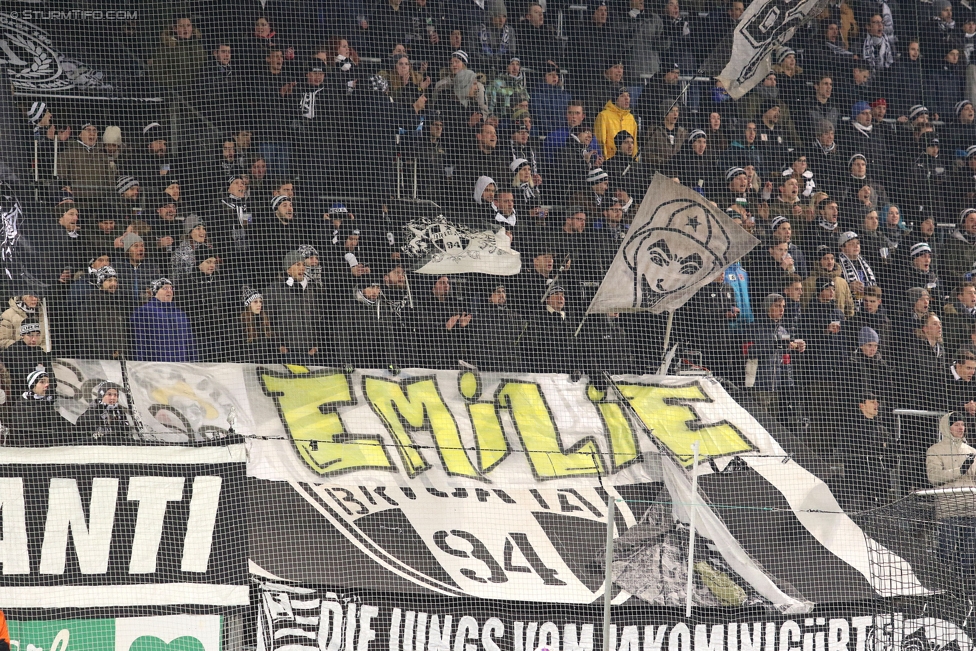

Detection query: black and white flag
(400, 215), (521, 276)
(716, 0), (831, 99)
(586, 174), (759, 315)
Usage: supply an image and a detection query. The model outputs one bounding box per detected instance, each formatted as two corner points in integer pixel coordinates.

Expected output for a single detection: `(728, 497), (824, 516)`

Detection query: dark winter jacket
(130, 298), (198, 362)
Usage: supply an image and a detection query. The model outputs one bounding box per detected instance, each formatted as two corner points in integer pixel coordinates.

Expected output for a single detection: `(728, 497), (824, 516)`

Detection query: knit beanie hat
(271, 194), (290, 212)
(725, 166), (746, 182)
(909, 104), (929, 120)
(858, 327), (880, 346)
(143, 122), (168, 141)
(103, 126), (122, 146)
(282, 250), (305, 271)
(763, 293), (785, 313)
(242, 286), (262, 306)
(121, 232), (144, 252)
(19, 320), (40, 336)
(150, 277), (172, 295)
(586, 167), (608, 184)
(116, 176), (139, 195)
(183, 214), (204, 234)
(27, 101), (47, 124)
(907, 287), (930, 304)
(96, 266), (117, 287)
(299, 244), (319, 259)
(910, 242), (933, 258)
(26, 369), (47, 392)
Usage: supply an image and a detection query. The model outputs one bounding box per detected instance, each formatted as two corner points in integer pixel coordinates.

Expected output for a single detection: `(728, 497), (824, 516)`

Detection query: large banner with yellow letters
(50, 362), (931, 609)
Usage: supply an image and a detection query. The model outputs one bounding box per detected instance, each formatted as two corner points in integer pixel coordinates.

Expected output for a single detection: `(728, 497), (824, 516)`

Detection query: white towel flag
(587, 174), (759, 315)
(401, 215), (521, 276)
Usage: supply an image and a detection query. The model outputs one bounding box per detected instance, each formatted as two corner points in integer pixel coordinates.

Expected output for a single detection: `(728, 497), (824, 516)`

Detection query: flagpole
(662, 309), (675, 352)
(665, 66), (709, 119)
(685, 440), (701, 618)
(574, 313), (589, 337)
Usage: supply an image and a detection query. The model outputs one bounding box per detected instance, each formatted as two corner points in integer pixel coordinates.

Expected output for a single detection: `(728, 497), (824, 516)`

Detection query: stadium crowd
(8, 0), (976, 518)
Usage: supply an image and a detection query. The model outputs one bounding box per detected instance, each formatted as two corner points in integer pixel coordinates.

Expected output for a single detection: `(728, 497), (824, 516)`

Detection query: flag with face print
(587, 174), (759, 315)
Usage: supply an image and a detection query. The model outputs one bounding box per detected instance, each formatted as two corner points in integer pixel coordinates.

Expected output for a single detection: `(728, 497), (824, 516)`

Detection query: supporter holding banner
(716, 0), (831, 99)
(587, 174), (759, 315)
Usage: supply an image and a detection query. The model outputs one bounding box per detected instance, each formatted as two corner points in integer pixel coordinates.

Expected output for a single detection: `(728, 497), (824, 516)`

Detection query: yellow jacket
(594, 101), (638, 160)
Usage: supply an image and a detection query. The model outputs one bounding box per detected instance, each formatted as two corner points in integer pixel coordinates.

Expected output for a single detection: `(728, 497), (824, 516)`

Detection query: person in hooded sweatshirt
(467, 0), (517, 75)
(507, 159), (539, 215)
(75, 381), (134, 443)
(677, 273), (741, 378)
(171, 214), (214, 284)
(337, 271), (406, 371)
(926, 411), (976, 581)
(114, 175), (146, 224)
(254, 195), (302, 284)
(524, 285), (579, 374)
(80, 266), (130, 360)
(844, 327), (892, 401)
(45, 194), (88, 287)
(146, 193), (181, 265)
(553, 125), (599, 203)
(487, 55), (530, 119)
(744, 292), (806, 417)
(944, 208), (976, 288)
(594, 86), (638, 161)
(797, 277), (846, 408)
(68, 253), (112, 318)
(888, 242), (942, 309)
(130, 278), (197, 362)
(325, 224), (375, 309)
(945, 100), (976, 154)
(644, 102), (688, 171)
(472, 176), (499, 229)
(943, 282), (976, 353)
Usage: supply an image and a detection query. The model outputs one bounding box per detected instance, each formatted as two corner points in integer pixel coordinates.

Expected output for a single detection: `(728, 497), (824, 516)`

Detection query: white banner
(48, 361), (929, 607)
(716, 0), (830, 99)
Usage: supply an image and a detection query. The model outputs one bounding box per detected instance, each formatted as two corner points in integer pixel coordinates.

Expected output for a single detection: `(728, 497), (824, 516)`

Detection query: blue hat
(329, 202), (348, 215)
(858, 327), (880, 346)
(852, 101), (871, 118)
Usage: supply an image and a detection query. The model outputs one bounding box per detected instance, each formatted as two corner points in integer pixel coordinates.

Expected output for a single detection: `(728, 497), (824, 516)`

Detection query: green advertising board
(9, 616), (222, 651)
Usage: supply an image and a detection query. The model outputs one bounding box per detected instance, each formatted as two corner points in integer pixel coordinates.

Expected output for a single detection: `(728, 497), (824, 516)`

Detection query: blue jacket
(130, 298), (197, 362)
(725, 263), (754, 329)
(530, 83), (572, 140)
(113, 257), (161, 306)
